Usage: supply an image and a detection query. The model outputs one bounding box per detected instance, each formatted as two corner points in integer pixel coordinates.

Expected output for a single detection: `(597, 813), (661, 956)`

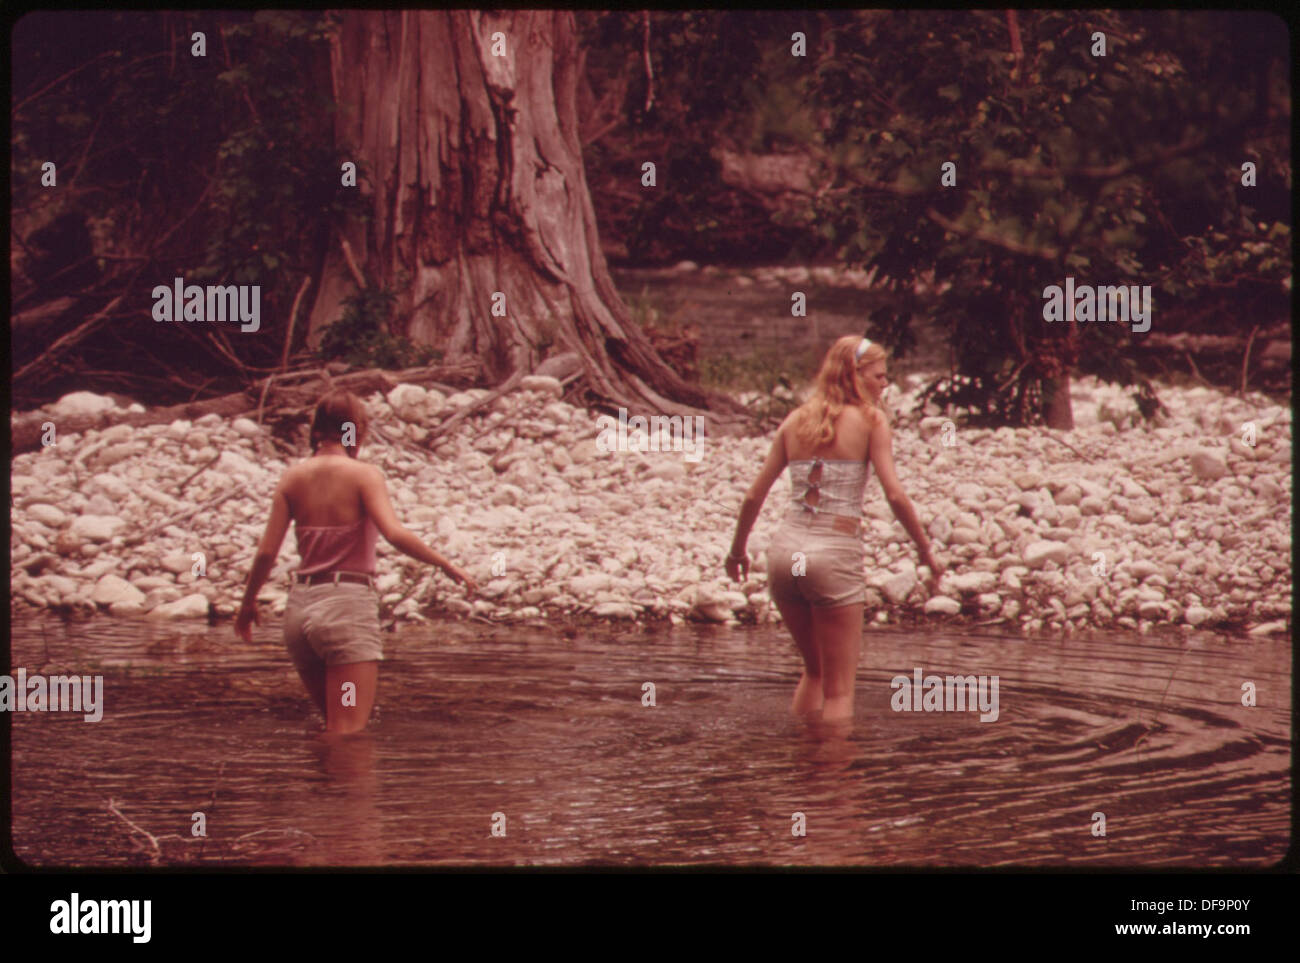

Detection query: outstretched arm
(869, 410), (943, 585)
(235, 476), (293, 640)
(359, 465), (477, 592)
(726, 425), (789, 581)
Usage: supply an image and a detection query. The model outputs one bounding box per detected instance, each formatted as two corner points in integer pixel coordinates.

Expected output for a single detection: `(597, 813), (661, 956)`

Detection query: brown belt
(294, 571), (375, 587)
(830, 515), (861, 535)
(791, 510), (862, 535)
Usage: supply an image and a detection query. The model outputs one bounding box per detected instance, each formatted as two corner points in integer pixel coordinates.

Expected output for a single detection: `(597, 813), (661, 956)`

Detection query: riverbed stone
(519, 375), (564, 398)
(92, 444), (141, 469)
(89, 473), (133, 501)
(160, 552), (196, 575)
(49, 391), (119, 421)
(70, 514), (126, 542)
(1127, 560), (1159, 581)
(924, 596), (961, 615)
(947, 571), (997, 594)
(27, 504), (69, 528)
(568, 573), (611, 597)
(8, 364), (1292, 639)
(146, 593), (210, 619)
(1248, 620), (1287, 636)
(85, 494), (118, 516)
(91, 574), (146, 607)
(1023, 540), (1070, 569)
(1189, 449), (1228, 481)
(882, 569), (918, 604)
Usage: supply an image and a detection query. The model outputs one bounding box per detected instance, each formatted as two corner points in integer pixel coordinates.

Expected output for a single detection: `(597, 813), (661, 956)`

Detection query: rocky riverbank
(9, 374), (1292, 637)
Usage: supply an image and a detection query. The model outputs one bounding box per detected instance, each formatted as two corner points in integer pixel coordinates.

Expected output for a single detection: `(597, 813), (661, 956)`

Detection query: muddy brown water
(8, 611), (1289, 867)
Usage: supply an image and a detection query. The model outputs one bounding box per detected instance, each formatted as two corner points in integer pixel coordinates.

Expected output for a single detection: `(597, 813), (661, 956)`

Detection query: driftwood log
(10, 360), (479, 459)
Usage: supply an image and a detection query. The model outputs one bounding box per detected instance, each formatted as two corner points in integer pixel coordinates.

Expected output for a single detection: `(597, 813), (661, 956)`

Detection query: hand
(920, 552), (944, 593)
(447, 565), (478, 596)
(725, 550), (749, 582)
(235, 600), (259, 642)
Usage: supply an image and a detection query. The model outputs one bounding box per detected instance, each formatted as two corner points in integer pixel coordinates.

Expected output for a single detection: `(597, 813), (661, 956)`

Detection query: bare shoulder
(775, 408), (805, 451)
(842, 403), (874, 427)
(352, 459), (383, 485)
(289, 454), (378, 486)
(776, 410), (796, 438)
(837, 403), (876, 442)
(279, 458), (308, 491)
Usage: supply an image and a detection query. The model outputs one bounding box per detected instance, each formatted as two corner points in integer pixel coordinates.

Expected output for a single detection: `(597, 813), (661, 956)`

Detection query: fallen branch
(281, 275), (312, 372)
(14, 294), (126, 384)
(488, 436), (518, 472)
(11, 296), (78, 337)
(256, 372), (276, 426)
(176, 450), (222, 495)
(1044, 431), (1089, 461)
(427, 369), (525, 444)
(121, 486), (244, 548)
(1240, 323), (1260, 395)
(469, 389), (548, 444)
(11, 361), (480, 458)
(1184, 351), (1212, 388)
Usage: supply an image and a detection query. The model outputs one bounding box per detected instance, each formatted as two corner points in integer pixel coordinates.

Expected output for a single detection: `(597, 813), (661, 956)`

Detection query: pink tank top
(295, 517), (378, 576)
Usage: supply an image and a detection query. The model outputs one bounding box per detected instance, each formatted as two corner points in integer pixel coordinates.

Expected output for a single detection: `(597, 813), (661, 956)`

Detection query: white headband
(854, 337), (873, 361)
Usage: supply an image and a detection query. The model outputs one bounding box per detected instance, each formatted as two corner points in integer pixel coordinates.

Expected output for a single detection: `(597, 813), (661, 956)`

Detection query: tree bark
(309, 10), (749, 430)
(1041, 375), (1074, 430)
(1039, 264), (1078, 429)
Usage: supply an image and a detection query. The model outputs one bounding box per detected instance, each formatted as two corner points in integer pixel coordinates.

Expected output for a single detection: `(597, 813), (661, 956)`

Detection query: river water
(8, 611), (1289, 867)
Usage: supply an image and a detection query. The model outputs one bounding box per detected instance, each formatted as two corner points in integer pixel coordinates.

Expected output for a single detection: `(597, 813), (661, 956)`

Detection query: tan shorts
(284, 581), (384, 671)
(765, 513), (866, 608)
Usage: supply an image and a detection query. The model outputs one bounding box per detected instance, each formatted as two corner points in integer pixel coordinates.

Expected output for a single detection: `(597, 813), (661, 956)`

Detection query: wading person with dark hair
(726, 336), (943, 723)
(236, 390), (477, 733)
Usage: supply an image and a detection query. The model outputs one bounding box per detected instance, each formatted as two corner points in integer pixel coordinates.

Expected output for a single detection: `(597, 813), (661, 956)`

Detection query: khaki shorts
(284, 581), (384, 671)
(765, 513), (866, 608)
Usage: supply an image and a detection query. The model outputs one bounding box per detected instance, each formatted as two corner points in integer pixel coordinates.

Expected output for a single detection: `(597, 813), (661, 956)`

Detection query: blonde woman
(726, 336), (942, 722)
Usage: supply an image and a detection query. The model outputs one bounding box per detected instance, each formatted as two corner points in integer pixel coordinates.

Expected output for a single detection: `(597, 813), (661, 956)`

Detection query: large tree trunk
(1040, 375), (1074, 430)
(309, 10), (748, 428)
(1041, 270), (1078, 429)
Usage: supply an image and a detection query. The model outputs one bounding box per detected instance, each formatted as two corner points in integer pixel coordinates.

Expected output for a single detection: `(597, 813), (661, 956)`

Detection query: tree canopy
(12, 10), (1290, 427)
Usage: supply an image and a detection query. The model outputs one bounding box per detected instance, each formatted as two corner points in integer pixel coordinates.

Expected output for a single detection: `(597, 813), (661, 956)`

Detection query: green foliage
(196, 13), (369, 289)
(805, 10), (1290, 423)
(11, 11), (371, 382)
(316, 286), (440, 369)
(578, 11), (827, 264)
(698, 345), (818, 433)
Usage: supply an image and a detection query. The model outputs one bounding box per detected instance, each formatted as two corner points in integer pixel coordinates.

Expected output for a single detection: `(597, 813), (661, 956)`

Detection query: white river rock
(9, 376), (1291, 638)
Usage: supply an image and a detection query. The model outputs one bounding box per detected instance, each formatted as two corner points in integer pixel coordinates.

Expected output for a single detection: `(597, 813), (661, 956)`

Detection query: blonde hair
(309, 389), (370, 455)
(791, 335), (887, 447)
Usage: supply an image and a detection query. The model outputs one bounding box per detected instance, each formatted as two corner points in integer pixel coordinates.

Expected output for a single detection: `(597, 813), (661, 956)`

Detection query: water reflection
(8, 611), (1290, 866)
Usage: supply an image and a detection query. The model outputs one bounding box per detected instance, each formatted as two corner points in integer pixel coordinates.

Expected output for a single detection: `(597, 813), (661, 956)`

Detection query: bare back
(284, 455), (369, 527)
(782, 404), (878, 463)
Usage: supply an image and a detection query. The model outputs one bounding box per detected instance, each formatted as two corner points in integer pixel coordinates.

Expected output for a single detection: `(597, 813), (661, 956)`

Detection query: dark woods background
(10, 10), (1291, 428)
